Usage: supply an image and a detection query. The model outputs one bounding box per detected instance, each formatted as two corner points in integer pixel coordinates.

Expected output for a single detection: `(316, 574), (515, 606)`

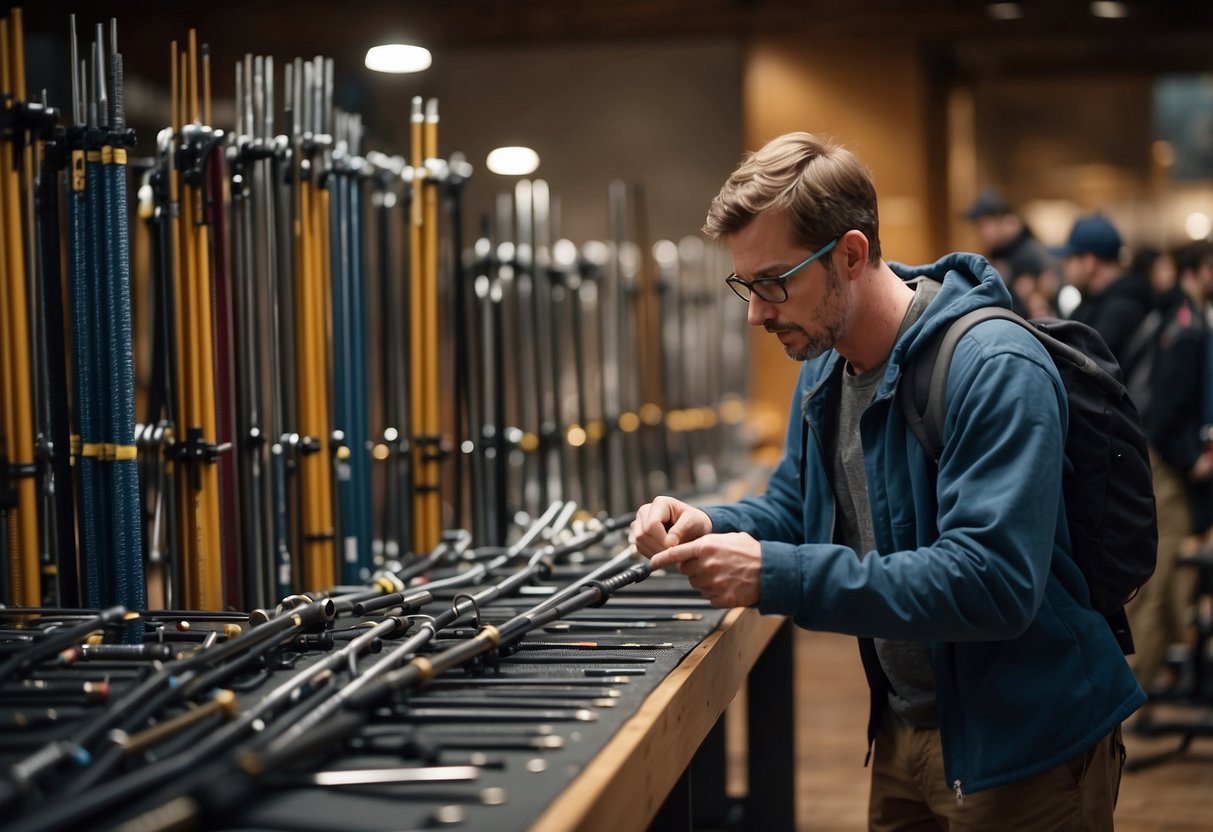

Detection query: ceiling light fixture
(365, 43), (432, 74)
(1089, 1), (1128, 19)
(985, 3), (1023, 21)
(486, 146), (540, 176)
(1185, 211), (1212, 241)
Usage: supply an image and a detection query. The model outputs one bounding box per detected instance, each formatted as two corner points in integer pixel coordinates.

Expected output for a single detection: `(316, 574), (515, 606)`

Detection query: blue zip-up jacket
(705, 252), (1144, 796)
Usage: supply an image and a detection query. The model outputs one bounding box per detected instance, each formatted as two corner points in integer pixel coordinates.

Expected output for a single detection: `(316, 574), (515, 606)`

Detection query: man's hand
(630, 496), (712, 557)
(650, 533), (762, 608)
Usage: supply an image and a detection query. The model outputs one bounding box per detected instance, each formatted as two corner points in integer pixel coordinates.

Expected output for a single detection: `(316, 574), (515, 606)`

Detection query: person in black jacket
(1054, 213), (1151, 368)
(1127, 241), (1213, 706)
(964, 189), (1052, 316)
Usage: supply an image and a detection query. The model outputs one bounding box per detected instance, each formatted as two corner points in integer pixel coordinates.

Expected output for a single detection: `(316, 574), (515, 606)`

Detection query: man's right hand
(630, 496), (713, 558)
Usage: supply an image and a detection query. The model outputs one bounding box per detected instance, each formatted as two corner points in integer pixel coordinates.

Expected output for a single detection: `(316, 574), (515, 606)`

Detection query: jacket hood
(887, 251), (1013, 364)
(798, 251), (1012, 402)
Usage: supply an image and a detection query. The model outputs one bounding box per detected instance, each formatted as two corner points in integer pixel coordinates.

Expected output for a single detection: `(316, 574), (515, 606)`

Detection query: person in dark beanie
(964, 189), (1052, 317)
(1054, 213), (1151, 368)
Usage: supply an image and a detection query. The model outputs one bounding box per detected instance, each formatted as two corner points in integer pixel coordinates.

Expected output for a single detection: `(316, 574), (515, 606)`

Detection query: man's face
(728, 210), (849, 362)
(973, 213), (1017, 250)
(1063, 253), (1093, 292)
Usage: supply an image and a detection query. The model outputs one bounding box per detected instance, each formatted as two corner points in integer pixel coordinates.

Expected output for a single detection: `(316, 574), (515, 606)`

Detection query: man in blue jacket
(631, 132), (1143, 829)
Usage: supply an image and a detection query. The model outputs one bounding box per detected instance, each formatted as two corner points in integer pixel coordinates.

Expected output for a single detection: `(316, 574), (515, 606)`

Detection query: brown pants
(869, 710), (1124, 831)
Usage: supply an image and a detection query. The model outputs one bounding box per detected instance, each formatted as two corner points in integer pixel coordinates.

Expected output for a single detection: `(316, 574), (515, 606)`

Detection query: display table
(534, 609), (794, 831)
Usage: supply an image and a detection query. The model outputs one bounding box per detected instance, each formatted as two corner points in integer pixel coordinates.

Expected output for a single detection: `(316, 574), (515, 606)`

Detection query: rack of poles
(456, 179), (750, 548)
(2, 11), (750, 618)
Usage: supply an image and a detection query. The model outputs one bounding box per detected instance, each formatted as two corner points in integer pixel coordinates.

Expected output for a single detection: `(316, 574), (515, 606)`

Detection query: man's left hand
(649, 533), (762, 608)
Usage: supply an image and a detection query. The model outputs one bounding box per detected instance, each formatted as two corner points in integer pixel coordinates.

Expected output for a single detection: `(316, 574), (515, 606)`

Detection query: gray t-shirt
(832, 278), (940, 727)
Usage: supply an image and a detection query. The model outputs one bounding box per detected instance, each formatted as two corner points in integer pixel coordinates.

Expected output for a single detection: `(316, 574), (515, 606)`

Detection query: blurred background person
(964, 188), (1053, 316)
(1126, 240), (1213, 719)
(1053, 213), (1151, 368)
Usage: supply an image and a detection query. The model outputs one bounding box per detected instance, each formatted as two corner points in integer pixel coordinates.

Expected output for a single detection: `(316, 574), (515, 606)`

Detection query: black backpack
(899, 307), (1157, 654)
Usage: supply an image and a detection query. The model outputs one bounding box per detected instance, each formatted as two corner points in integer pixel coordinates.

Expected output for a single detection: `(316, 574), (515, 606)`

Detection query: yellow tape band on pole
(111, 445), (138, 461)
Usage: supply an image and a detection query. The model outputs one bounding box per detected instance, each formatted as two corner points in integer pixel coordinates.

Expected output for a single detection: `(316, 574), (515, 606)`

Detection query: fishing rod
(291, 55), (336, 593)
(330, 109), (373, 585)
(365, 150), (413, 563)
(629, 183), (674, 498)
(100, 19), (146, 628)
(196, 40), (241, 610)
(548, 238), (589, 510)
(472, 214), (508, 546)
(514, 178), (549, 514)
(532, 179), (572, 506)
(229, 52), (282, 608)
(28, 67), (75, 609)
(0, 604), (129, 685)
(445, 151), (474, 533)
(492, 191), (533, 528)
(0, 8), (40, 608)
(407, 96), (445, 555)
(654, 237), (694, 491)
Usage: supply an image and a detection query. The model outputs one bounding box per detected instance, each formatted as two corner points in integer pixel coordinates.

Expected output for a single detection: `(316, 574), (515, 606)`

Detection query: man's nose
(747, 294), (772, 327)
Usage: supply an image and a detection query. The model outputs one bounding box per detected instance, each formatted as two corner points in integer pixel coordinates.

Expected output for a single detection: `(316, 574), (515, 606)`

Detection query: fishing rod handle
(353, 588), (432, 617)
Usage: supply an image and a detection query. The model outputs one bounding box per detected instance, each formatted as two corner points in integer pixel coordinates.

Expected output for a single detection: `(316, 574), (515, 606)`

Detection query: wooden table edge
(529, 607), (786, 832)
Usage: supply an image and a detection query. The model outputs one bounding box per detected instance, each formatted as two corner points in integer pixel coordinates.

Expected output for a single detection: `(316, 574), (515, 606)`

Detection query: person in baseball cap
(1050, 212), (1124, 261)
(1055, 212), (1150, 367)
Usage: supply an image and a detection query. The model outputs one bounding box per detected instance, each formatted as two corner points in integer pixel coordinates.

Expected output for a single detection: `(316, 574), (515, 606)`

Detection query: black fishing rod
(365, 150), (411, 564)
(473, 214), (507, 546)
(0, 605), (129, 685)
(32, 96), (76, 609)
(445, 151), (474, 532)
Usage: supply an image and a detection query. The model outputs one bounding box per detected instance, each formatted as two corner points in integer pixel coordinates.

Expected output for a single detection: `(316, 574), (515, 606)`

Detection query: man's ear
(839, 229), (870, 278)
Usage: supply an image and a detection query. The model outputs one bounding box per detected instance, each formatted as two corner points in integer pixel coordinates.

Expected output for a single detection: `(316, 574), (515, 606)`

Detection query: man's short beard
(788, 340), (831, 362)
(766, 265), (847, 361)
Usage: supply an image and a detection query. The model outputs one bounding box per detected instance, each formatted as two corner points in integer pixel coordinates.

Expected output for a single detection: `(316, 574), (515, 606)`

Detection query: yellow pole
(422, 98), (441, 552)
(296, 170), (335, 591)
(0, 16), (14, 598)
(192, 174), (222, 609)
(169, 42), (195, 607)
(311, 179), (334, 589)
(196, 34), (221, 609)
(0, 13), (40, 605)
(408, 97), (425, 554)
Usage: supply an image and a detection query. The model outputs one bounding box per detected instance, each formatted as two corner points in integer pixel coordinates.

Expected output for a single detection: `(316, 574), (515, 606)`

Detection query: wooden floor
(768, 628), (1213, 831)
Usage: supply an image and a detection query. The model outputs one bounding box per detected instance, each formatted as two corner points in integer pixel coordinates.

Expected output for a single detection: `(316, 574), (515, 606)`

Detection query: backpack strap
(900, 307), (1028, 462)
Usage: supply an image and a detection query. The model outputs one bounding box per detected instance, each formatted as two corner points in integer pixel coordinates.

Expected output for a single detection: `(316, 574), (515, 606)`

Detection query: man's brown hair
(703, 132), (881, 263)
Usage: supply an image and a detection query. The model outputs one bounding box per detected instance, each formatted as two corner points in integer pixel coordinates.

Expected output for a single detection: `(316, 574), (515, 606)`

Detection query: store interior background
(20, 0), (1213, 441)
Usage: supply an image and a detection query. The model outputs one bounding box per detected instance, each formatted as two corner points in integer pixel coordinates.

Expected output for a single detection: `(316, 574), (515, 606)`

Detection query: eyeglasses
(724, 238), (839, 303)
